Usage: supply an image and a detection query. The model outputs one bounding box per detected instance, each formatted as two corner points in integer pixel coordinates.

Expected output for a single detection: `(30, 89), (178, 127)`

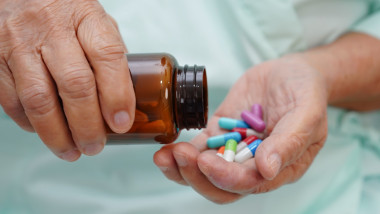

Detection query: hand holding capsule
(154, 55), (328, 203)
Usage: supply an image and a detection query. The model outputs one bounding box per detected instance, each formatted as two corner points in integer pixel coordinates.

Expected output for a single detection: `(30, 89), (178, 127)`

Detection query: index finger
(77, 10), (135, 134)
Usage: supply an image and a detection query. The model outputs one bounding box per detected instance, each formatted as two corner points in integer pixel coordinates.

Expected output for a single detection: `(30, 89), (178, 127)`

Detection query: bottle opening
(175, 65), (208, 130)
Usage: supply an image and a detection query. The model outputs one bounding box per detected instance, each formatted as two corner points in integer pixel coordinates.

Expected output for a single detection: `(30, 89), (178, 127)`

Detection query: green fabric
(1, 0), (380, 213)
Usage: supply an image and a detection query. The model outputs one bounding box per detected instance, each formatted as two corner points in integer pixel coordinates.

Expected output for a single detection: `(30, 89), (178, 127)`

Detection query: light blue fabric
(351, 0), (380, 39)
(1, 0), (380, 213)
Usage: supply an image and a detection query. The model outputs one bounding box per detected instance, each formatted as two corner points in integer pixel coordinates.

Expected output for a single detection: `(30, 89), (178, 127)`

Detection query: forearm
(297, 32), (380, 111)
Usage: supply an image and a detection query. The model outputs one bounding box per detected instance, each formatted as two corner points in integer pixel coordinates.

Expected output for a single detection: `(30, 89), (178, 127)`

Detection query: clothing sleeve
(350, 0), (380, 39)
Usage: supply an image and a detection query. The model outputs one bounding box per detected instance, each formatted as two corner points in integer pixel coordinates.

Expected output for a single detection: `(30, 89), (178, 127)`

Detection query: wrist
(287, 33), (380, 111)
(280, 53), (332, 104)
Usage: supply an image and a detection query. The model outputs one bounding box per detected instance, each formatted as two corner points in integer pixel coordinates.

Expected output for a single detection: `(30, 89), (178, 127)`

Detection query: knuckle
(59, 69), (96, 100)
(2, 98), (23, 117)
(20, 84), (55, 116)
(90, 42), (125, 61)
(288, 133), (304, 149)
(107, 14), (119, 29)
(286, 133), (306, 161)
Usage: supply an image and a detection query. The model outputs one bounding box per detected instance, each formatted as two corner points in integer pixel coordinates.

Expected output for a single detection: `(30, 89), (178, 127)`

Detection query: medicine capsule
(218, 117), (249, 130)
(232, 127), (264, 139)
(223, 139), (237, 162)
(207, 132), (242, 148)
(251, 104), (263, 119)
(236, 135), (259, 153)
(241, 110), (266, 132)
(234, 139), (262, 163)
(216, 146), (225, 157)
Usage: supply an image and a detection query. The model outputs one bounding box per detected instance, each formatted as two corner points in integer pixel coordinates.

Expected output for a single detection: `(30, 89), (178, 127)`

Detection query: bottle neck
(174, 65), (208, 130)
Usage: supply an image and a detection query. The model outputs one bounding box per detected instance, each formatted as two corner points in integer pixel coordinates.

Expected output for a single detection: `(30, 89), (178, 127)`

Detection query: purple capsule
(251, 104), (263, 119)
(241, 110), (265, 132)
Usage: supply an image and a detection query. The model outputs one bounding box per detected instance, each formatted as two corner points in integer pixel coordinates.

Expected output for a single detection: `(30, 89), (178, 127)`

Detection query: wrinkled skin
(0, 0), (135, 161)
(154, 56), (328, 203)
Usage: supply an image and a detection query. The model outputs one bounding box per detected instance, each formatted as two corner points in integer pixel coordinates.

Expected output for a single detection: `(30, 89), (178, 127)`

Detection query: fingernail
(268, 153), (281, 180)
(173, 152), (188, 167)
(158, 166), (169, 172)
(83, 143), (104, 156)
(60, 149), (80, 162)
(113, 111), (130, 132)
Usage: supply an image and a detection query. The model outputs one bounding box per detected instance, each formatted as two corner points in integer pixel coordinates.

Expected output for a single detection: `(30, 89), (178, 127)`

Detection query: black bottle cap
(175, 65), (208, 130)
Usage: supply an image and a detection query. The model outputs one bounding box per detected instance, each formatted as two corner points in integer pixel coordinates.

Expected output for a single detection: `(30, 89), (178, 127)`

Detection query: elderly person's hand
(154, 32), (380, 204)
(154, 55), (329, 203)
(0, 0), (135, 161)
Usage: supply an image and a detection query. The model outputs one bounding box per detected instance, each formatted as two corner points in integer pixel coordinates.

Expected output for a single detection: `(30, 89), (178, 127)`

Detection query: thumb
(255, 106), (327, 180)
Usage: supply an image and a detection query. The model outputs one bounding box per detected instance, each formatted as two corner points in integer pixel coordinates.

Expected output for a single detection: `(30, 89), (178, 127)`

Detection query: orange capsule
(216, 146), (225, 157)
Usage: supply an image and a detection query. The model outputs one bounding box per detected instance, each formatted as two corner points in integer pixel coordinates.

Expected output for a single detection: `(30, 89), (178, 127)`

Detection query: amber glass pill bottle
(107, 53), (208, 144)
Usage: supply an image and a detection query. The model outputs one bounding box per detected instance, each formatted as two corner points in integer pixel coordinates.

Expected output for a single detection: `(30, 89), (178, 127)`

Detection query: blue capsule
(207, 132), (242, 148)
(247, 139), (262, 156)
(218, 117), (249, 130)
(234, 139), (263, 163)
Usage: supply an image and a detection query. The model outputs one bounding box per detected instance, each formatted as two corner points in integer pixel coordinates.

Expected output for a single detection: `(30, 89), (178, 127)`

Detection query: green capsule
(225, 139), (237, 152)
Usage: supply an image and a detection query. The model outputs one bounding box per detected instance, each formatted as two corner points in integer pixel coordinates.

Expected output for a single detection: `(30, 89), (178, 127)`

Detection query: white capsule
(216, 146), (225, 157)
(236, 136), (259, 153)
(234, 147), (253, 163)
(223, 150), (236, 162)
(236, 142), (248, 153)
(246, 129), (264, 139)
(234, 139), (262, 163)
(223, 140), (237, 162)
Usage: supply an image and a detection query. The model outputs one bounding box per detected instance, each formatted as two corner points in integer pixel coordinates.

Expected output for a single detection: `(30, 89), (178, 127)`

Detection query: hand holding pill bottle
(154, 56), (328, 204)
(107, 53), (208, 144)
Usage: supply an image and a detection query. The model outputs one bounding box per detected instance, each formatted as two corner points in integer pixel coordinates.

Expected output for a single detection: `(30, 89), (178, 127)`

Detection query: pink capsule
(251, 104), (263, 119)
(241, 110), (266, 132)
(231, 128), (264, 139)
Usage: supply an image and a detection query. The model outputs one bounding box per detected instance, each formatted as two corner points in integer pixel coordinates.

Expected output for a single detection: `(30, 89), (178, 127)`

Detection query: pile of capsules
(207, 104), (266, 163)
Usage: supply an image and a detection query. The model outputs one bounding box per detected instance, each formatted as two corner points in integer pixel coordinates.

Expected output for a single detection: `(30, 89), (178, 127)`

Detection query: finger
(153, 144), (188, 186)
(198, 139), (322, 194)
(255, 105), (327, 180)
(172, 142), (241, 204)
(153, 117), (228, 187)
(0, 61), (33, 132)
(252, 141), (323, 194)
(189, 116), (225, 151)
(77, 11), (135, 134)
(41, 36), (106, 156)
(197, 150), (263, 194)
(106, 15), (129, 54)
(9, 49), (81, 161)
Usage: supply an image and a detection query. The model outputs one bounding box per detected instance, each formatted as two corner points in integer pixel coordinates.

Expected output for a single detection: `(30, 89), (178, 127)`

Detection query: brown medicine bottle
(107, 53), (208, 144)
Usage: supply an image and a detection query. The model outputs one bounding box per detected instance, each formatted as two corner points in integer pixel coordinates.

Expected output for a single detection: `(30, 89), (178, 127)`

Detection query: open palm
(154, 56), (328, 203)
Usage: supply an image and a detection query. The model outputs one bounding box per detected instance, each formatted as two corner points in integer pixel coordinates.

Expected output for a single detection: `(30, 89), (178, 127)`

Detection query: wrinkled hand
(0, 0), (135, 161)
(154, 56), (328, 203)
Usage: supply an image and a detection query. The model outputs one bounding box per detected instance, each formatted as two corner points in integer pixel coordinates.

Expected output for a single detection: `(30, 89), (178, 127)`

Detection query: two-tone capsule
(216, 146), (225, 157)
(218, 117), (249, 130)
(234, 139), (262, 163)
(236, 135), (259, 153)
(207, 132), (242, 148)
(232, 127), (264, 139)
(241, 110), (266, 132)
(223, 139), (237, 162)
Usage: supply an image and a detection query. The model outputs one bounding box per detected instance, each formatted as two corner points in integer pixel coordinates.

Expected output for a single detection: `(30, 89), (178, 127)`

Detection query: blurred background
(1, 0), (380, 213)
